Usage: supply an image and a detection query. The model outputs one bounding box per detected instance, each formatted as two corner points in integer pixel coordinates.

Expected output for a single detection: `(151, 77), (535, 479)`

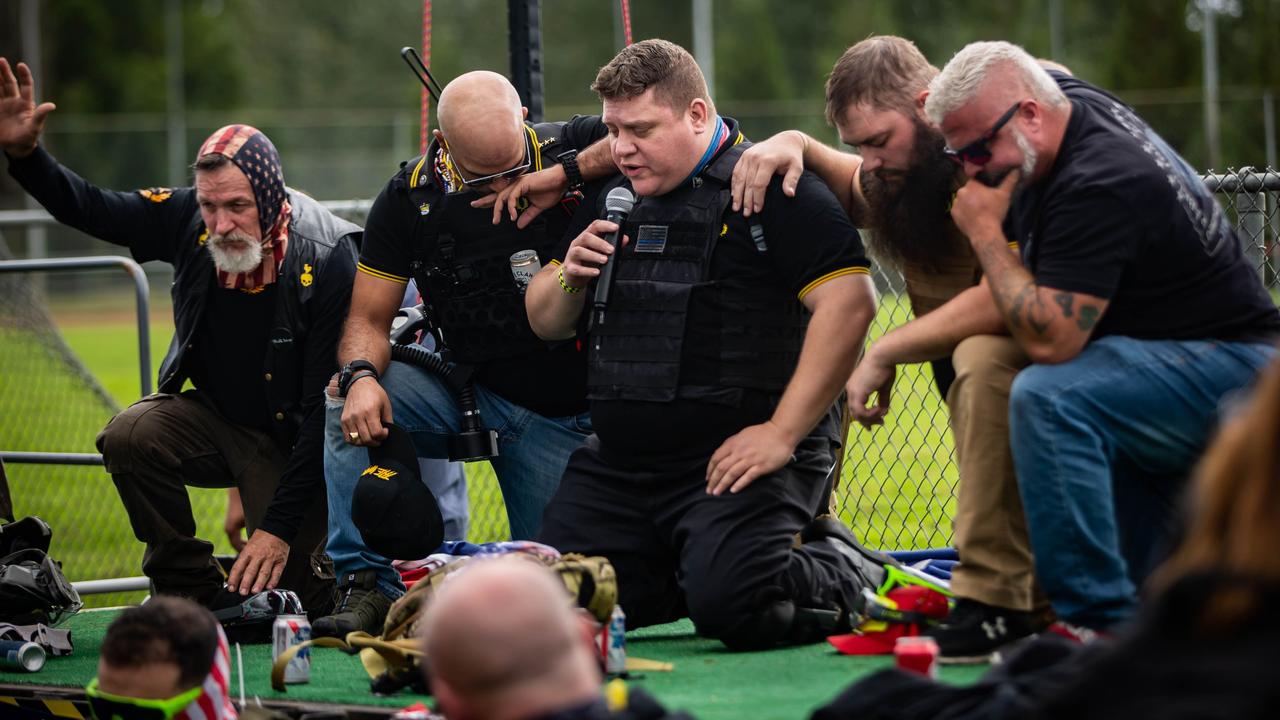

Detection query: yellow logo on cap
(300, 263), (313, 287)
(362, 465), (398, 481)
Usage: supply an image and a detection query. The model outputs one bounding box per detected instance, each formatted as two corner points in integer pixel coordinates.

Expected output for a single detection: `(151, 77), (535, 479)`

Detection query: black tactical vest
(404, 123), (575, 365)
(588, 143), (810, 405)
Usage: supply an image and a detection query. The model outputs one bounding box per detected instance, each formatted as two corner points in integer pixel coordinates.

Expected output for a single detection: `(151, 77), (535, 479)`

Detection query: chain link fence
(2, 168), (1277, 606)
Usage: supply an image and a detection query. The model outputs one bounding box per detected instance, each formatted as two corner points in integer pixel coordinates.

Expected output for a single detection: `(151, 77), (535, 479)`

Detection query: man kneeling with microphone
(525, 40), (893, 650)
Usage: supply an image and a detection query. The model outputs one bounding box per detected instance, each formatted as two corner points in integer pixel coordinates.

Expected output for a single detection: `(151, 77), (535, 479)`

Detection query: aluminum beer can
(893, 636), (939, 679)
(603, 604), (627, 675)
(0, 640), (45, 672)
(272, 615), (311, 683)
(509, 249), (542, 293)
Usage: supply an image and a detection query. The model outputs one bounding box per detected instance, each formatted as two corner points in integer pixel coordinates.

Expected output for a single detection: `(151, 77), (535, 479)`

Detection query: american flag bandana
(172, 624), (238, 720)
(196, 124), (292, 291)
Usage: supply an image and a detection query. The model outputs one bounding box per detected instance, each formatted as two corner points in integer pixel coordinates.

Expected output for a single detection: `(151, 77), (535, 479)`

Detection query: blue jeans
(417, 457), (469, 541)
(1009, 336), (1274, 628)
(324, 360), (592, 598)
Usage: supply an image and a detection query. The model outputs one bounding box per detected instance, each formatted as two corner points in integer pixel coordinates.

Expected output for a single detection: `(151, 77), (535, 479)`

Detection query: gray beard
(206, 232), (265, 274)
(975, 127), (1037, 190)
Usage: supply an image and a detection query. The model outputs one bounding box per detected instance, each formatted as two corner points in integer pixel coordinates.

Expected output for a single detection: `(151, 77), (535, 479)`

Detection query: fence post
(1235, 168), (1268, 281)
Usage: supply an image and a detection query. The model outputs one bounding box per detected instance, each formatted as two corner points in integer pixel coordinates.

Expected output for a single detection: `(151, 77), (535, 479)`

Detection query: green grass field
(3, 290), (957, 608)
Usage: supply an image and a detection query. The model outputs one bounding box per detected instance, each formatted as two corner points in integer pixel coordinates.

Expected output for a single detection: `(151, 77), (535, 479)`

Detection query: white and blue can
(272, 614), (312, 683)
(605, 604), (626, 674)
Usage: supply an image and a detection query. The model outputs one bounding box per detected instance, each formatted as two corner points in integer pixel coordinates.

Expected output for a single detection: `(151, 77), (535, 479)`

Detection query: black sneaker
(924, 598), (1042, 664)
(312, 570), (393, 639)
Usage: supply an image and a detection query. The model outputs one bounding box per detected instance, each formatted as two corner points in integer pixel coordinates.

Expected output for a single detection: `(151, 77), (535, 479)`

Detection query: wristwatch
(338, 359), (379, 396)
(557, 149), (584, 191)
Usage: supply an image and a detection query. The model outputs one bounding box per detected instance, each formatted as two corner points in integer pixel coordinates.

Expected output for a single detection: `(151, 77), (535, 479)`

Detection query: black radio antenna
(400, 46), (444, 102)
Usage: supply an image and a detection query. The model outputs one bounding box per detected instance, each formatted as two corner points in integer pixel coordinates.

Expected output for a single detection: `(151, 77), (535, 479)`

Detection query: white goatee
(206, 231), (265, 274)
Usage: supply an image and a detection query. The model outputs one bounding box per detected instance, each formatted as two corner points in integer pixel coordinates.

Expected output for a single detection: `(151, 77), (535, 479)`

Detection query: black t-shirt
(185, 281), (276, 431)
(359, 115), (607, 418)
(1008, 71), (1280, 343)
(570, 139), (871, 464)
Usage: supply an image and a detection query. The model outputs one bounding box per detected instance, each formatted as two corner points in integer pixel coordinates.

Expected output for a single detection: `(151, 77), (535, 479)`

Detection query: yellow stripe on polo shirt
(357, 262), (409, 284)
(798, 266), (871, 301)
(408, 155), (430, 189)
(526, 125), (543, 172)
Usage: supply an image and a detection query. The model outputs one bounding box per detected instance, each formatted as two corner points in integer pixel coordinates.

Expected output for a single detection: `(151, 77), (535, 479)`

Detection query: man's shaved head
(421, 557), (601, 720)
(436, 70), (527, 178)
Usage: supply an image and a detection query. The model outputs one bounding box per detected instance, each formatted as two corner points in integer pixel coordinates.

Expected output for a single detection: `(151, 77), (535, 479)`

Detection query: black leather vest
(588, 143), (810, 405)
(158, 190), (361, 450)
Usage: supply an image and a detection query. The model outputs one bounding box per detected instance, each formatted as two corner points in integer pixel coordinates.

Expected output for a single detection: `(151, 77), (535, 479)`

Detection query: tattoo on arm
(973, 238), (1053, 336)
(1004, 282), (1051, 335)
(1054, 292), (1074, 318)
(1077, 305), (1100, 332)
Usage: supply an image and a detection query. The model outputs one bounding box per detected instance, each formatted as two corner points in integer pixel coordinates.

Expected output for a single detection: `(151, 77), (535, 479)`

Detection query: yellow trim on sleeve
(798, 266), (870, 300)
(357, 262), (409, 284)
(1008, 241), (1019, 251)
(548, 258), (562, 267)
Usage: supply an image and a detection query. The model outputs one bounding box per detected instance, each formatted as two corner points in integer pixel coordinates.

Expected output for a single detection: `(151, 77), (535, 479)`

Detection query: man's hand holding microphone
(560, 188), (635, 321)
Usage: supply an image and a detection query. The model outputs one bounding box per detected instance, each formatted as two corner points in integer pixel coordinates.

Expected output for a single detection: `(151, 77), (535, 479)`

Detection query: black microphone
(591, 186), (636, 328)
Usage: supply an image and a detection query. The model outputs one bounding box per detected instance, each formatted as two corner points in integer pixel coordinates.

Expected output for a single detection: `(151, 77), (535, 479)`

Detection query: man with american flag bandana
(1, 57), (359, 618)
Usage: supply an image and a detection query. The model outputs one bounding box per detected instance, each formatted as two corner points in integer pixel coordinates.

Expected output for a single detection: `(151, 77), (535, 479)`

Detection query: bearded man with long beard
(1, 56), (358, 620)
(729, 36), (1051, 663)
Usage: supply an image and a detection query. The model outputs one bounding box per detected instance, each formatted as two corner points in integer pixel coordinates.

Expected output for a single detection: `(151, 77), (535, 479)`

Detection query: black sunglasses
(944, 102), (1022, 166)
(445, 136), (532, 188)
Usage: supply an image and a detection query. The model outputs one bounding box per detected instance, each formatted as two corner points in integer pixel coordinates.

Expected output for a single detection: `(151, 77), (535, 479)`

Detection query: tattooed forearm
(1077, 305), (1099, 331)
(1054, 292), (1074, 318)
(1010, 282), (1051, 335)
(1005, 282), (1050, 334)
(972, 236), (1054, 336)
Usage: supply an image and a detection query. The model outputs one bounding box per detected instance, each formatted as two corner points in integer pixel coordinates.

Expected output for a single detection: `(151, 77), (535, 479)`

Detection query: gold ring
(348, 431), (360, 441)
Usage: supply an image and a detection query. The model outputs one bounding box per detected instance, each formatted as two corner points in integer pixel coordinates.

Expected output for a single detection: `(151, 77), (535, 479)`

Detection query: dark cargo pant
(96, 390), (332, 615)
(537, 433), (869, 649)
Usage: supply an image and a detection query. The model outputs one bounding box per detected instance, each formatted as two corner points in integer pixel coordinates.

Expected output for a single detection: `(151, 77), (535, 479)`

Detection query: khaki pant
(945, 335), (1044, 612)
(96, 390), (332, 614)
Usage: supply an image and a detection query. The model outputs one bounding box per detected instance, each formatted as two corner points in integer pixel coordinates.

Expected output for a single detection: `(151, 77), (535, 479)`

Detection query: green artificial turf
(1, 610), (986, 720)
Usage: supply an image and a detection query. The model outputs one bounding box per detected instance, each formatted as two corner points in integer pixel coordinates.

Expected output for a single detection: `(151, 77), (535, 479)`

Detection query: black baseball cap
(351, 422), (444, 561)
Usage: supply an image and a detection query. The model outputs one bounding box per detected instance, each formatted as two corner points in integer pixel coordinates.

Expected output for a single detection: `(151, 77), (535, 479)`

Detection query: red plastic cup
(894, 636), (939, 678)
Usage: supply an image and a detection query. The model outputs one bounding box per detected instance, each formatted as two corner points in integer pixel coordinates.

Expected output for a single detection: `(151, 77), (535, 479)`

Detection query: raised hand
(0, 58), (56, 158)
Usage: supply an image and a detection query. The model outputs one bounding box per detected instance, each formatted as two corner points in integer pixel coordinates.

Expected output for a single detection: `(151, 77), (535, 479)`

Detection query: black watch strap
(346, 359), (378, 378)
(558, 150), (584, 191)
(339, 359), (380, 395)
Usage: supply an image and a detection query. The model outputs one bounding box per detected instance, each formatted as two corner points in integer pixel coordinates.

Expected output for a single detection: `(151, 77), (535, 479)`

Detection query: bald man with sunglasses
(316, 71), (612, 639)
